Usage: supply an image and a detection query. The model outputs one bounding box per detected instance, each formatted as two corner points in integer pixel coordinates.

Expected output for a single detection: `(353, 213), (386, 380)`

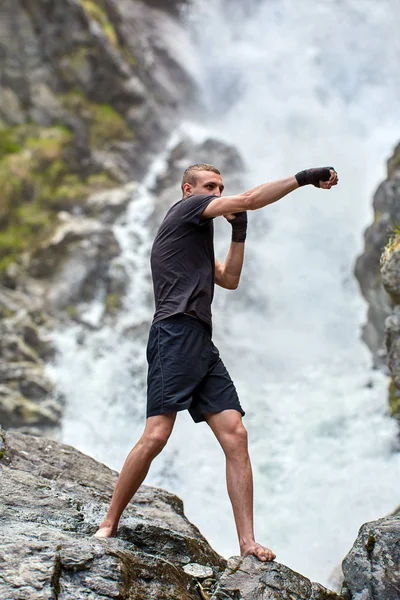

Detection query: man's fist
(228, 211), (247, 243)
(295, 167), (338, 188)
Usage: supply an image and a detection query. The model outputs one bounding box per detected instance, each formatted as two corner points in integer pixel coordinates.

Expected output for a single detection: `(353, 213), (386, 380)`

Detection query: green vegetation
(105, 292), (122, 314)
(81, 0), (119, 48)
(380, 222), (400, 267)
(0, 88), (130, 273)
(61, 92), (133, 150)
(365, 534), (376, 555)
(388, 378), (400, 420)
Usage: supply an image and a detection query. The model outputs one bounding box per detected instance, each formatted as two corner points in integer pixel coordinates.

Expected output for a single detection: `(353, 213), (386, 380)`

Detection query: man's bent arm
(215, 241), (245, 290)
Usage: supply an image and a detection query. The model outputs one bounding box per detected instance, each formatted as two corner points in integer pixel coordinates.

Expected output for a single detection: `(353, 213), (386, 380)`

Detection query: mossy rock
(80, 0), (119, 48)
(387, 143), (400, 179)
(61, 92), (133, 150)
(105, 292), (122, 314)
(388, 378), (400, 421)
(0, 120), (119, 273)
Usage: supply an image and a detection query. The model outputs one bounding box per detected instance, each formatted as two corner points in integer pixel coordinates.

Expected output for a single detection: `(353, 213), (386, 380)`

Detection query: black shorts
(146, 314), (245, 423)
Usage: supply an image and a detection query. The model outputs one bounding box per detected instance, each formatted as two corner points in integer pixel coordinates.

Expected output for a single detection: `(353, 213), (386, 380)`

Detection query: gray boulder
(210, 556), (341, 600)
(342, 514), (400, 600)
(0, 428), (225, 599)
(354, 143), (400, 365)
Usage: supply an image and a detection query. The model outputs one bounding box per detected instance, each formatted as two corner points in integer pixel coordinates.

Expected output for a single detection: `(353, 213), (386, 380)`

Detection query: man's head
(181, 164), (224, 198)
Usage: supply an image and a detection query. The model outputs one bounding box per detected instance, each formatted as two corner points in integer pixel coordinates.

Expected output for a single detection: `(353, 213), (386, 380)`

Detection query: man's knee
(142, 417), (174, 456)
(221, 420), (248, 454)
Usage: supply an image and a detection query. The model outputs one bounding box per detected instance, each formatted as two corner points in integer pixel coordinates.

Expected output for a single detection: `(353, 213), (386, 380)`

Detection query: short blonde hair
(181, 163), (221, 192)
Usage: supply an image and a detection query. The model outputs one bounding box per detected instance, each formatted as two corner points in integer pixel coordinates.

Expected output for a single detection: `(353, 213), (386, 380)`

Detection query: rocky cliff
(6, 426), (397, 600)
(0, 0), (196, 436)
(355, 143), (400, 423)
(354, 143), (400, 364)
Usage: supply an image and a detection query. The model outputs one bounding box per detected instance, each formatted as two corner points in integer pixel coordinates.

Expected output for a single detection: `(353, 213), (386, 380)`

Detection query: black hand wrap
(295, 167), (334, 188)
(230, 211), (247, 243)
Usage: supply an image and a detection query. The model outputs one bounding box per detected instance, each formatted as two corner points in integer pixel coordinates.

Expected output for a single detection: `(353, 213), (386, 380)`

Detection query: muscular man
(95, 164), (338, 561)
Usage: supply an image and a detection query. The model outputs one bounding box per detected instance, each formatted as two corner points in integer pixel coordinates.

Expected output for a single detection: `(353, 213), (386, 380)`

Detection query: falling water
(50, 0), (400, 585)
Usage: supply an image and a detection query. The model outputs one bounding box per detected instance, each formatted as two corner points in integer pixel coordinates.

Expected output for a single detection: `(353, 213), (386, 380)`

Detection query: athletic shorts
(146, 314), (245, 423)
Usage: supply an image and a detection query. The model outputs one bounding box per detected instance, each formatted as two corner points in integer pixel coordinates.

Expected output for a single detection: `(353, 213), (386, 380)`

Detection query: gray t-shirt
(150, 193), (217, 328)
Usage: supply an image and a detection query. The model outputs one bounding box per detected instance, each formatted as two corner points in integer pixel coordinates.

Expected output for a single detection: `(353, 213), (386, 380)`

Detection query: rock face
(0, 428), (226, 599)
(342, 513), (400, 600)
(0, 0), (195, 435)
(210, 556), (341, 600)
(354, 143), (400, 365)
(2, 427), (400, 599)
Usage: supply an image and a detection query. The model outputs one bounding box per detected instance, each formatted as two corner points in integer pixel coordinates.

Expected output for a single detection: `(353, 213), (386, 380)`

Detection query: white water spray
(51, 0), (400, 585)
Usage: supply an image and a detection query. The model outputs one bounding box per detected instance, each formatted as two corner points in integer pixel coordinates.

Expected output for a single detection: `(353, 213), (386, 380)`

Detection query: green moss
(105, 292), (121, 314)
(89, 103), (132, 149)
(0, 128), (22, 159)
(81, 0), (119, 48)
(86, 172), (116, 190)
(0, 101), (127, 272)
(0, 429), (5, 460)
(65, 305), (78, 318)
(61, 92), (132, 150)
(365, 534), (376, 555)
(388, 378), (400, 420)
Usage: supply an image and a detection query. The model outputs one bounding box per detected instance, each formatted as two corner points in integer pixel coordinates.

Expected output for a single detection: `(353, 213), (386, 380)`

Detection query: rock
(342, 514), (400, 600)
(0, 428), (225, 599)
(385, 306), (400, 390)
(28, 213), (120, 312)
(210, 556), (341, 600)
(86, 181), (138, 223)
(183, 563), (214, 579)
(0, 86), (25, 125)
(0, 384), (61, 434)
(354, 143), (400, 364)
(382, 244), (400, 302)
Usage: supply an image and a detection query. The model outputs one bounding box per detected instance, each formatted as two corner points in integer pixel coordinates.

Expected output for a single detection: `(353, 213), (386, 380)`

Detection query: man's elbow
(226, 279), (239, 290)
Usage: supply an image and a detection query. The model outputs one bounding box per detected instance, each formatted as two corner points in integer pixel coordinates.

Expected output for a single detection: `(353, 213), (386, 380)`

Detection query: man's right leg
(95, 413), (176, 537)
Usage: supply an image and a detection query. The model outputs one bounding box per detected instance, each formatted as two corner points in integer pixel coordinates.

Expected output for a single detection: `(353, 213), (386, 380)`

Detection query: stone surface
(342, 514), (400, 600)
(354, 143), (400, 364)
(28, 213), (121, 313)
(210, 556), (341, 600)
(0, 428), (225, 599)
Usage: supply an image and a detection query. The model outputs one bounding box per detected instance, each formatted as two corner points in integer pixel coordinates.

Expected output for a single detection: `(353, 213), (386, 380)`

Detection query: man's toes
(254, 545), (275, 562)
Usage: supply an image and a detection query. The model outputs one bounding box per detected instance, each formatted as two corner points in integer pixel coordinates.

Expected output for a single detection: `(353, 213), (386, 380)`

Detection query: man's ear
(182, 183), (192, 196)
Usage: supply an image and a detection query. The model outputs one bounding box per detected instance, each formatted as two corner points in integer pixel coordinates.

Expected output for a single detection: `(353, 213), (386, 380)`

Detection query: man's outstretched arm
(202, 167), (338, 218)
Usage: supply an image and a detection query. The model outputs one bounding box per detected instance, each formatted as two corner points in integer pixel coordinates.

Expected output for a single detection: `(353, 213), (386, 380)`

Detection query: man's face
(184, 170), (224, 197)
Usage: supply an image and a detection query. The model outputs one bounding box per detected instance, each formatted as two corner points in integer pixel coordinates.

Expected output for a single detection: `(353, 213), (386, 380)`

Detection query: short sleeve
(179, 194), (218, 226)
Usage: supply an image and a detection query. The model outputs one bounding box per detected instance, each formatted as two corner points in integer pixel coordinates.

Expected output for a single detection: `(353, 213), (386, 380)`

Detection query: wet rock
(28, 213), (120, 312)
(210, 556), (340, 600)
(0, 289), (61, 434)
(0, 384), (61, 434)
(0, 429), (225, 599)
(85, 181), (137, 223)
(183, 563), (214, 579)
(342, 514), (400, 600)
(354, 143), (400, 364)
(385, 306), (400, 390)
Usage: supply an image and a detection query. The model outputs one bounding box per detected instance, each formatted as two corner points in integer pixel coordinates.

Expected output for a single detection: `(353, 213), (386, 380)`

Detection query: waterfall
(50, 0), (400, 585)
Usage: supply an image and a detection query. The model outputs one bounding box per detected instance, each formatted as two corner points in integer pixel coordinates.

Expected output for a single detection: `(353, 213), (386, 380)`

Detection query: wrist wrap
(295, 167), (333, 188)
(231, 211), (247, 243)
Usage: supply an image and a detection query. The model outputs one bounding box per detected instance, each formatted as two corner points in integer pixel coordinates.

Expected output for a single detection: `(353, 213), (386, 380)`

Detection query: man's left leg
(206, 409), (276, 561)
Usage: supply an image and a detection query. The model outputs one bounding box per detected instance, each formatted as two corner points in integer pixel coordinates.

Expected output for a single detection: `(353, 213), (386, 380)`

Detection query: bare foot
(93, 523), (117, 538)
(241, 542), (276, 562)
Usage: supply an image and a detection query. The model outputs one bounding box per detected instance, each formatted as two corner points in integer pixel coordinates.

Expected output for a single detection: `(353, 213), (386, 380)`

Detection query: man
(95, 164), (338, 562)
